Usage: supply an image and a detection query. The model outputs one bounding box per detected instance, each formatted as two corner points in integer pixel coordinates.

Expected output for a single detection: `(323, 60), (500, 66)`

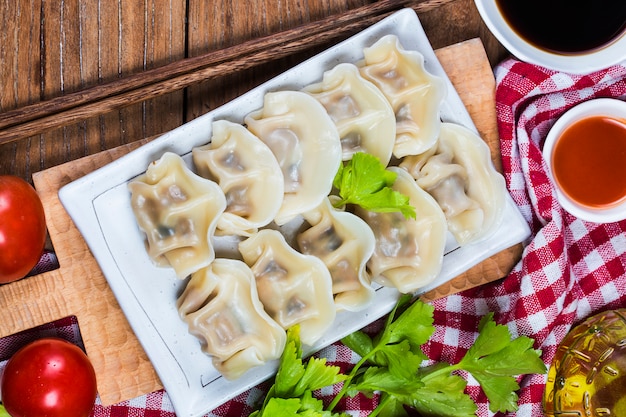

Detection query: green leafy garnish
(333, 152), (416, 219)
(251, 295), (546, 417)
(251, 325), (348, 417)
(454, 313), (547, 413)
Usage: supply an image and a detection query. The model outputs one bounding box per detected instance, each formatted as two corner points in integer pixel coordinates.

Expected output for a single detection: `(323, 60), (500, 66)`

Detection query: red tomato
(1, 338), (97, 417)
(0, 175), (47, 283)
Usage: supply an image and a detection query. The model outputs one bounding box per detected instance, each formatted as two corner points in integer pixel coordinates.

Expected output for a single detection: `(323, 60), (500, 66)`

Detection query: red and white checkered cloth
(2, 58), (625, 417)
(422, 58), (626, 416)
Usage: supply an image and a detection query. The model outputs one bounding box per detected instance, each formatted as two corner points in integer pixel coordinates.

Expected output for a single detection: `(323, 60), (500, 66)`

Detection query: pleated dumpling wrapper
(400, 122), (506, 245)
(297, 196), (376, 312)
(128, 152), (226, 279)
(192, 120), (284, 237)
(303, 63), (396, 166)
(359, 35), (446, 158)
(177, 258), (286, 380)
(239, 229), (335, 346)
(356, 167), (447, 294)
(245, 90), (342, 225)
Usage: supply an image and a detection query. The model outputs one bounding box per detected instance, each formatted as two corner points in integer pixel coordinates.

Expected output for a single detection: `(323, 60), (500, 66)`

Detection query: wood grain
(28, 139), (159, 406)
(420, 38), (523, 302)
(0, 0), (509, 183)
(0, 38), (522, 406)
(0, 0), (187, 180)
(0, 0), (460, 145)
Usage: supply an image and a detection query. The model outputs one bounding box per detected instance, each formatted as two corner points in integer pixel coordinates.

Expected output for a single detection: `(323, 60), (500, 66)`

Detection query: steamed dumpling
(359, 35), (446, 158)
(355, 167), (447, 294)
(239, 229), (335, 346)
(303, 63), (395, 166)
(128, 152), (226, 279)
(400, 122), (506, 245)
(244, 91), (342, 225)
(297, 196), (376, 312)
(177, 259), (286, 380)
(192, 120), (284, 236)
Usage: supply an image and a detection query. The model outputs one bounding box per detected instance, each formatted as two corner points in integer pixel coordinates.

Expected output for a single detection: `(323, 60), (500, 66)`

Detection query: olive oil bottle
(544, 309), (626, 416)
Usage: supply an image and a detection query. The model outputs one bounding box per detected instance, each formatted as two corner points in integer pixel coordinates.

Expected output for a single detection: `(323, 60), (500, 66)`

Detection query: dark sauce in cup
(495, 0), (626, 54)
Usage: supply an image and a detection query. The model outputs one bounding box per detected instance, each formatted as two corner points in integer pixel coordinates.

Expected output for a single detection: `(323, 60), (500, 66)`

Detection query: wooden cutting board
(0, 38), (523, 406)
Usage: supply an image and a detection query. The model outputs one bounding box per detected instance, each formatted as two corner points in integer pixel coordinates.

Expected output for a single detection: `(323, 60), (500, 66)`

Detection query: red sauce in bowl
(551, 115), (626, 209)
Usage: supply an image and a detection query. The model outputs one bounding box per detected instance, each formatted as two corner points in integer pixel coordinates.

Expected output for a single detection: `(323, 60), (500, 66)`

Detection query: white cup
(474, 0), (626, 74)
(543, 98), (626, 223)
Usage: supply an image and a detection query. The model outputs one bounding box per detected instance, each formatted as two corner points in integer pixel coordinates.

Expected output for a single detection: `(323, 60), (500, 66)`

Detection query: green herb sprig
(333, 152), (416, 219)
(251, 295), (545, 417)
(250, 325), (348, 417)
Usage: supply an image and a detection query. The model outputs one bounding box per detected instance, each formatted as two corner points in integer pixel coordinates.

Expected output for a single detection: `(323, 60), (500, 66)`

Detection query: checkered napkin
(421, 58), (626, 416)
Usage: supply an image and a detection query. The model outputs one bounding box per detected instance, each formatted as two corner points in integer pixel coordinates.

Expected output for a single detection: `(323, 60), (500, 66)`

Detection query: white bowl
(543, 98), (626, 223)
(474, 0), (626, 74)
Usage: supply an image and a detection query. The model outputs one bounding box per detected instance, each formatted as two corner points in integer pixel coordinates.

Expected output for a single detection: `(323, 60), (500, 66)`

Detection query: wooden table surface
(0, 0), (508, 183)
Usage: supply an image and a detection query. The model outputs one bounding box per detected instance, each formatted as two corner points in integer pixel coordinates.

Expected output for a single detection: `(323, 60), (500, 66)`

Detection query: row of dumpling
(176, 226), (341, 380)
(127, 34), (507, 379)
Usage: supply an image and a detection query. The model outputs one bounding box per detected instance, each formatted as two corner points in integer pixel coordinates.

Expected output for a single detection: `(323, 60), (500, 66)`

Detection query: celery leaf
(333, 152), (416, 219)
(456, 313), (546, 413)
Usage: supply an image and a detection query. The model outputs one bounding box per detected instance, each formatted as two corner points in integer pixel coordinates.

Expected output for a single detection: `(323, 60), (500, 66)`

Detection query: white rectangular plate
(59, 9), (531, 417)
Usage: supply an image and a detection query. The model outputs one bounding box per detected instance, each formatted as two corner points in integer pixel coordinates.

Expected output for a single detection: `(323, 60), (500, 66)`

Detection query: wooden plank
(0, 0), (42, 180)
(0, 0), (41, 112)
(0, 0), (511, 184)
(184, 0), (376, 122)
(76, 1), (105, 158)
(29, 139), (159, 406)
(27, 139), (158, 407)
(421, 38), (522, 302)
(0, 38), (521, 406)
(144, 0), (187, 135)
(0, 0), (186, 180)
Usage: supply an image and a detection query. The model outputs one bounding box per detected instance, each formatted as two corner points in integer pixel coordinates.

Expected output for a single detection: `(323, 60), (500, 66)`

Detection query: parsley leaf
(254, 326), (348, 417)
(276, 326), (346, 398)
(250, 299), (544, 417)
(274, 326), (305, 398)
(375, 394), (411, 417)
(455, 313), (547, 413)
(383, 296), (435, 348)
(351, 365), (424, 397)
(331, 296), (435, 411)
(412, 365), (478, 417)
(256, 394), (341, 417)
(296, 356), (347, 397)
(333, 152), (416, 219)
(260, 398), (302, 416)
